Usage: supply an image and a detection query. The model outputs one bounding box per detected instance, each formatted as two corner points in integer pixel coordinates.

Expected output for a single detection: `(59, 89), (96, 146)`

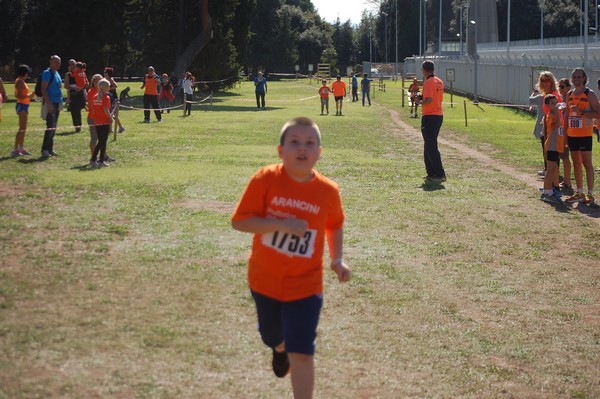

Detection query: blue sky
(310, 0), (374, 25)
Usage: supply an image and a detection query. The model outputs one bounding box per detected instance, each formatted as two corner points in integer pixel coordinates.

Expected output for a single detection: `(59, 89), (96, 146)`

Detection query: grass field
(0, 77), (599, 399)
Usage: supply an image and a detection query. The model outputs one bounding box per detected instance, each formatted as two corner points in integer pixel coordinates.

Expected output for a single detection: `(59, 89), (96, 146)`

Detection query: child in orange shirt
(317, 79), (331, 115)
(89, 79), (113, 168)
(331, 75), (346, 116)
(540, 94), (565, 203)
(231, 117), (351, 399)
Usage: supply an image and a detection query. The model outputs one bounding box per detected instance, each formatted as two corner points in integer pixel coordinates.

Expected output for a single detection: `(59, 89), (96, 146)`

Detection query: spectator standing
(13, 64), (35, 156)
(540, 94), (565, 203)
(89, 79), (113, 168)
(361, 73), (371, 107)
(182, 72), (194, 116)
(158, 73), (175, 113)
(558, 78), (572, 190)
(564, 68), (600, 204)
(420, 60), (446, 182)
(41, 55), (63, 158)
(104, 67), (125, 133)
(351, 73), (358, 102)
(254, 71), (267, 110)
(87, 74), (102, 160)
(64, 59), (87, 132)
(140, 66), (162, 123)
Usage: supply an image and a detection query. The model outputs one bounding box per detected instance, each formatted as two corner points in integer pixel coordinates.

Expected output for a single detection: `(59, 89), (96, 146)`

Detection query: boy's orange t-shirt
(318, 86), (331, 99)
(331, 80), (346, 97)
(231, 163), (345, 301)
(544, 112), (565, 153)
(421, 75), (444, 116)
(90, 91), (111, 125)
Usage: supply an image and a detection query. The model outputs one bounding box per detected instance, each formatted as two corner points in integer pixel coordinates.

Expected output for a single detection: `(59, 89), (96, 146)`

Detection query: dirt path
(383, 105), (600, 227)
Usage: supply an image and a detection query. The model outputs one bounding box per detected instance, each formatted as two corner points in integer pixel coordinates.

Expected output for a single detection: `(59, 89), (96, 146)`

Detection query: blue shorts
(16, 103), (29, 114)
(251, 290), (323, 355)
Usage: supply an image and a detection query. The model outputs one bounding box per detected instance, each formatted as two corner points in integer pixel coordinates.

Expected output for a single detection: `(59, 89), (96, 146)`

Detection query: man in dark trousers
(420, 60), (446, 182)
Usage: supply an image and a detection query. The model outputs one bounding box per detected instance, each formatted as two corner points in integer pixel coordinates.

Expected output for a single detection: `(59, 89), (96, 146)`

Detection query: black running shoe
(272, 349), (290, 378)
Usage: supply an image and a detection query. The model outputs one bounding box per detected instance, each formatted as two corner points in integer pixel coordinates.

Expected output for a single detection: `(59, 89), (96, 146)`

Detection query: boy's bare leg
(289, 353), (314, 399)
(544, 161), (557, 190)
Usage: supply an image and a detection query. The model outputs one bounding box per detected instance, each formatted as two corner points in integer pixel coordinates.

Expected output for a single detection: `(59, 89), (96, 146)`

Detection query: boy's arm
(326, 227), (350, 283)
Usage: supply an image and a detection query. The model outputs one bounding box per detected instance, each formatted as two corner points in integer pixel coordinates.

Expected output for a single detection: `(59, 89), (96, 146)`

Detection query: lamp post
(424, 0), (427, 55)
(595, 0), (600, 43)
(419, 0), (422, 56)
(395, 0), (398, 79)
(459, 4), (463, 56)
(470, 19), (478, 103)
(382, 11), (388, 63)
(369, 25), (373, 64)
(438, 0), (442, 56)
(507, 0), (511, 57)
(540, 0), (544, 45)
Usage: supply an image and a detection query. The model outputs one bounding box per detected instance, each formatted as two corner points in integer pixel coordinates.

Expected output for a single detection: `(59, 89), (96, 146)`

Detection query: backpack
(34, 68), (55, 97)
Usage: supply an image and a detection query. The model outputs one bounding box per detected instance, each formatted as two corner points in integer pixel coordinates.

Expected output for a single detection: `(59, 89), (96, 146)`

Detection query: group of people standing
(141, 66), (198, 121)
(10, 55), (125, 166)
(530, 68), (600, 204)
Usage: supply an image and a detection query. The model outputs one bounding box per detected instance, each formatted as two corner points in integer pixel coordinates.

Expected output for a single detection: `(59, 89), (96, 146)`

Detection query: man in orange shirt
(331, 75), (346, 116)
(232, 117), (350, 399)
(140, 66), (162, 123)
(420, 60), (446, 182)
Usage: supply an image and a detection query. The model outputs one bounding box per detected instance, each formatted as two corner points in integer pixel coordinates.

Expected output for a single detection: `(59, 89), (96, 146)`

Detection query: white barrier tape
(195, 76), (237, 84)
(120, 103), (184, 111)
(0, 121), (118, 134)
(184, 95), (212, 104)
(232, 95), (318, 103)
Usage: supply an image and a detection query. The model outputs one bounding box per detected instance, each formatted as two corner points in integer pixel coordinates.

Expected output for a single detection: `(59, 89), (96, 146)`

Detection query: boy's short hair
(422, 60), (435, 72)
(104, 67), (114, 77)
(279, 117), (321, 146)
(75, 61), (83, 69)
(544, 93), (557, 105)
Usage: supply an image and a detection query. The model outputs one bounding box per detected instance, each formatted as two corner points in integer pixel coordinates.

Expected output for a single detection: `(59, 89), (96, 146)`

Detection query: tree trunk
(174, 0), (212, 78)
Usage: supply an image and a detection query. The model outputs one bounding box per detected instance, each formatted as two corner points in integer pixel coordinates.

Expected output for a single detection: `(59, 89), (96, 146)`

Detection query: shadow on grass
(71, 164), (97, 172)
(17, 156), (49, 164)
(420, 181), (446, 191)
(56, 130), (82, 137)
(573, 202), (600, 218)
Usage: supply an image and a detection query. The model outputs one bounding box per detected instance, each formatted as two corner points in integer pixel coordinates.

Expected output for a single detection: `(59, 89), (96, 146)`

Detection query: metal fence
(404, 56), (600, 105)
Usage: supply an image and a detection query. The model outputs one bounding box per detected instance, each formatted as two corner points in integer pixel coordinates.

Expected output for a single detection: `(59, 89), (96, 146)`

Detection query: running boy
(317, 79), (331, 115)
(540, 94), (565, 203)
(231, 117), (351, 399)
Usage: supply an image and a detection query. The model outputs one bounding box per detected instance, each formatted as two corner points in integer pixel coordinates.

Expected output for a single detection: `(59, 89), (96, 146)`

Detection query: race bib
(261, 229), (317, 258)
(569, 115), (583, 129)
